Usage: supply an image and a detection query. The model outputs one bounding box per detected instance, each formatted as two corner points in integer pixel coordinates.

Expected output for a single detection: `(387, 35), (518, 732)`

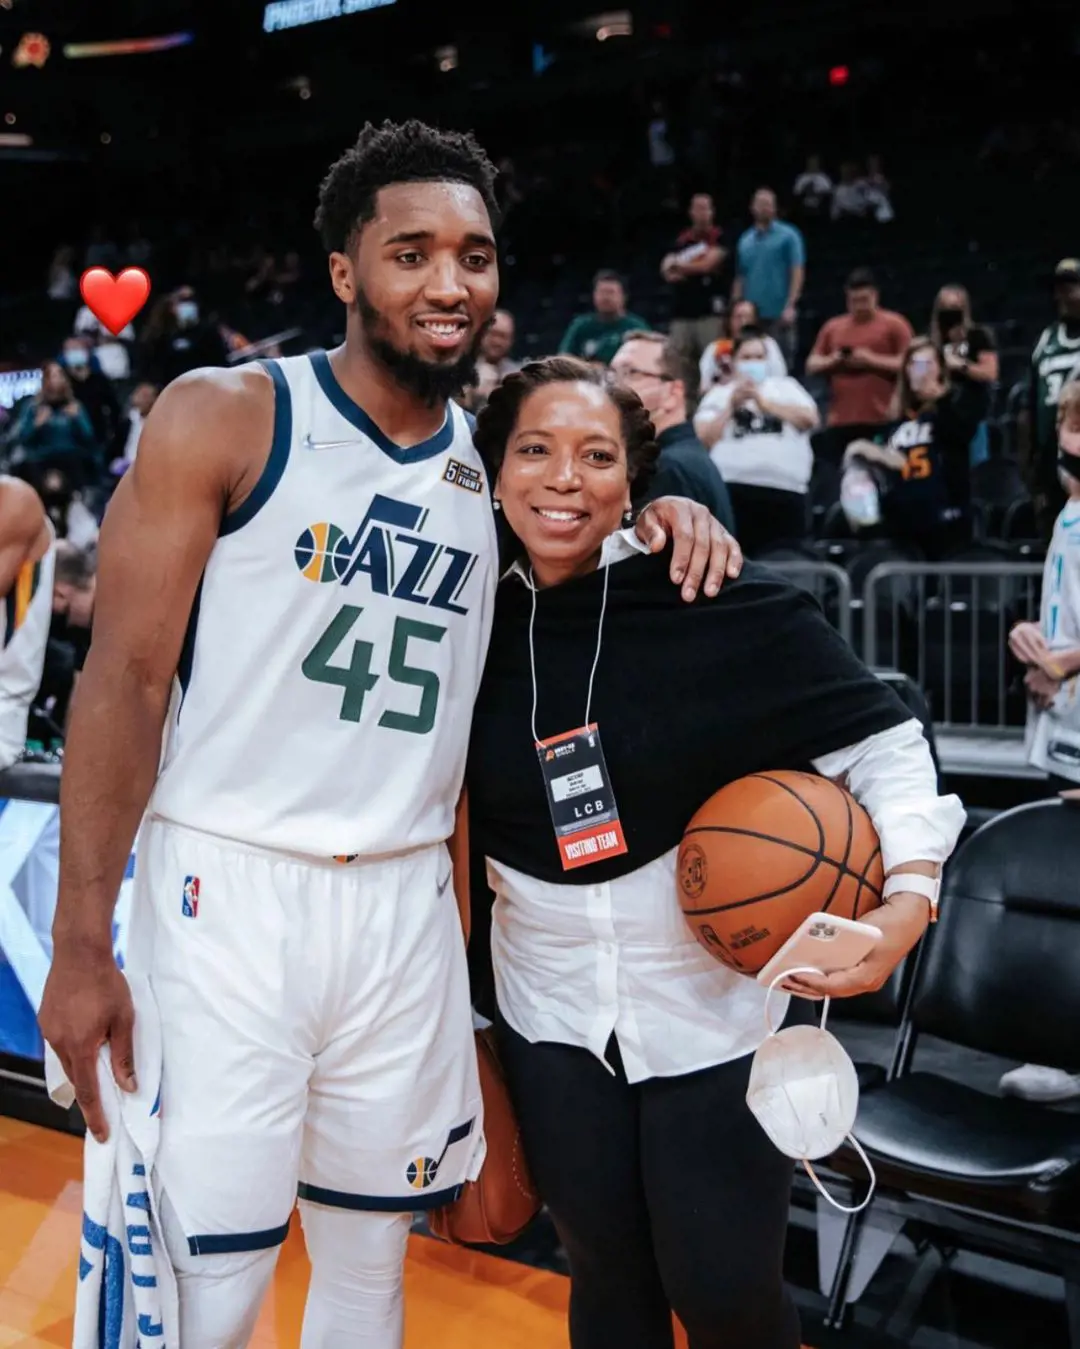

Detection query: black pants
(495, 1015), (802, 1349)
(726, 483), (809, 558)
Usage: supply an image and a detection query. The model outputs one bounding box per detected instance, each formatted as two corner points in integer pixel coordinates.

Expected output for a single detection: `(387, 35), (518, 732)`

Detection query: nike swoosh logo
(302, 433), (360, 451)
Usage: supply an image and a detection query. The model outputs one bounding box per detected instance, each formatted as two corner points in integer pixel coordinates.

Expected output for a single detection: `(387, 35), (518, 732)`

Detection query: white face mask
(745, 967), (876, 1213)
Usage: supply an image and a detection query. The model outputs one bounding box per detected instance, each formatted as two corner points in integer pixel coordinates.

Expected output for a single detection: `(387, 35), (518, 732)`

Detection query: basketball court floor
(1, 1103), (1069, 1349)
(0, 1116), (571, 1349)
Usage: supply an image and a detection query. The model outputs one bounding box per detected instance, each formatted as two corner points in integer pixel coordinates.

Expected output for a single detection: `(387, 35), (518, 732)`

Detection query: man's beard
(356, 288), (482, 407)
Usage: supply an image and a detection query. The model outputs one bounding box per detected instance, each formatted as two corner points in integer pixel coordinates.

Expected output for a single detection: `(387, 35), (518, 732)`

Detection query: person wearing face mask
(466, 354), (964, 1349)
(693, 331), (819, 556)
(697, 297), (787, 395)
(610, 331), (734, 531)
(61, 336), (121, 449)
(139, 286), (230, 388)
(844, 338), (979, 558)
(13, 361), (99, 490)
(929, 285), (998, 467)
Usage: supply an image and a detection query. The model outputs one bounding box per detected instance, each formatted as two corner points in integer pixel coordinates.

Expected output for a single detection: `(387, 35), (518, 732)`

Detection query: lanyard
(527, 560), (611, 746)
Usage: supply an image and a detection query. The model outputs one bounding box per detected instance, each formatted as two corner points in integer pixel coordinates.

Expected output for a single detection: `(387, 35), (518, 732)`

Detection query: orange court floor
(0, 1114), (573, 1349)
(2, 1116), (812, 1349)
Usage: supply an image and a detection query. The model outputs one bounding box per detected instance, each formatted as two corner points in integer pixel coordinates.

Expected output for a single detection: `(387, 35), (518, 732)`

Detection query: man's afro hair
(314, 118), (500, 254)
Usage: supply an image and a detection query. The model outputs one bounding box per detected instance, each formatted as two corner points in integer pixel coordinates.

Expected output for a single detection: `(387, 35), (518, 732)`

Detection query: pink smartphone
(756, 913), (883, 989)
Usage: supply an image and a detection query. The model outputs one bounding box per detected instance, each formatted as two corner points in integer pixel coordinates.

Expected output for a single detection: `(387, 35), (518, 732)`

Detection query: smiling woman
(465, 353), (966, 1349)
(473, 357), (658, 583)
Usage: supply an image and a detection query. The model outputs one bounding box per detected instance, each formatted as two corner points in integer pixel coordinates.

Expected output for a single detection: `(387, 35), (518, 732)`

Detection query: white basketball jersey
(0, 530), (55, 769)
(1027, 502), (1080, 781)
(150, 353), (497, 857)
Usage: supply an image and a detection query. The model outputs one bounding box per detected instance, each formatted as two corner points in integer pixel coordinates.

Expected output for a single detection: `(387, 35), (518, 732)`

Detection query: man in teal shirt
(558, 270), (650, 366)
(733, 188), (805, 365)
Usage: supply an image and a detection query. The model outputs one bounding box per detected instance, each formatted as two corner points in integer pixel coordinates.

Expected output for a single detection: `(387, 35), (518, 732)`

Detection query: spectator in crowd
(464, 309), (520, 411)
(699, 299), (787, 394)
(50, 538), (97, 699)
(646, 98), (676, 170)
(859, 155), (894, 224)
(610, 332), (735, 529)
(558, 270), (650, 366)
(930, 285), (999, 466)
(35, 466), (100, 549)
(60, 336), (120, 450)
(12, 361), (99, 489)
(1001, 381), (1080, 1104)
(660, 193), (727, 364)
(731, 187), (805, 366)
(830, 162), (866, 222)
(124, 220), (153, 269)
(806, 267), (914, 461)
(73, 306), (136, 381)
(108, 382), (159, 477)
(792, 154), (833, 221)
(694, 330), (819, 555)
(844, 337), (978, 558)
(46, 245), (77, 303)
(139, 285), (231, 387)
(83, 224), (121, 273)
(1024, 258), (1080, 537)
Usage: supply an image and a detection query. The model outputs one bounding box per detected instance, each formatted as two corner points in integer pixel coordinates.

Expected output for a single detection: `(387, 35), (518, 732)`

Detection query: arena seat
(1003, 496), (1039, 543)
(822, 799), (1080, 1339)
(970, 456), (1029, 539)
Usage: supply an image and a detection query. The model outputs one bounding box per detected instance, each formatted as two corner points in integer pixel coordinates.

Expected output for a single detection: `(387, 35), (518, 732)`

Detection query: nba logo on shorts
(181, 875), (200, 919)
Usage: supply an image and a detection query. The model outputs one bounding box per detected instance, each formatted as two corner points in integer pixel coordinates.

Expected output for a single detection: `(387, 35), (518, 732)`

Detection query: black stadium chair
(823, 799), (1080, 1341)
(1003, 496), (1039, 543)
(970, 456), (1029, 540)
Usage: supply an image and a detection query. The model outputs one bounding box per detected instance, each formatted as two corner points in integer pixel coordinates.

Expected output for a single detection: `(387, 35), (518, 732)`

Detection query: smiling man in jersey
(38, 119), (740, 1348)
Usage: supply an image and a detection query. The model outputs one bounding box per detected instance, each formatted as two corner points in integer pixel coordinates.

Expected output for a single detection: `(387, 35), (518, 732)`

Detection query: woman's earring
(622, 507), (635, 527)
(493, 498), (502, 512)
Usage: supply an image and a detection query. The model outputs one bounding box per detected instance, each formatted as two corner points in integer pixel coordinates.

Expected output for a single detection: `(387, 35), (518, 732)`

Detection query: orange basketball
(676, 771), (883, 975)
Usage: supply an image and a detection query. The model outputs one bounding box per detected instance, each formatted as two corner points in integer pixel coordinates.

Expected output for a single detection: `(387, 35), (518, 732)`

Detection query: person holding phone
(466, 355), (965, 1349)
(694, 331), (819, 555)
(844, 337), (979, 558)
(806, 268), (914, 464)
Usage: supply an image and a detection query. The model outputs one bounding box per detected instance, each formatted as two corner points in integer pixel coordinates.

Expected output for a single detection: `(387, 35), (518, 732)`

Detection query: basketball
(676, 772), (884, 976)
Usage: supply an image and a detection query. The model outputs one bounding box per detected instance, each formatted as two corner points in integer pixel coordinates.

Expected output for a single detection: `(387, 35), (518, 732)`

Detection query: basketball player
(0, 476), (55, 771)
(38, 120), (739, 1348)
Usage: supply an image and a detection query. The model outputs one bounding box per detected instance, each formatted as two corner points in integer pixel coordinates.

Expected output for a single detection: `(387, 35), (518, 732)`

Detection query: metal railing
(862, 562), (1044, 731)
(755, 560), (854, 646)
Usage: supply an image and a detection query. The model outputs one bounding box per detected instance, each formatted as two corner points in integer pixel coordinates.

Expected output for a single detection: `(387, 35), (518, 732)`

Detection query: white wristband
(882, 872), (941, 921)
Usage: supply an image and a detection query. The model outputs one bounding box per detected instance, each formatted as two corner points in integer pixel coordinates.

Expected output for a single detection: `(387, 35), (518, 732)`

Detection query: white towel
(45, 973), (179, 1348)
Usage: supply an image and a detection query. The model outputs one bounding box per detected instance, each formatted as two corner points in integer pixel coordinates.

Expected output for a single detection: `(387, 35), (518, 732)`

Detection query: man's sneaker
(998, 1064), (1080, 1103)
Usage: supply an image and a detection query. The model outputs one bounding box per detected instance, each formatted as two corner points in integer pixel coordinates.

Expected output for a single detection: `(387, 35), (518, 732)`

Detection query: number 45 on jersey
(303, 606), (445, 734)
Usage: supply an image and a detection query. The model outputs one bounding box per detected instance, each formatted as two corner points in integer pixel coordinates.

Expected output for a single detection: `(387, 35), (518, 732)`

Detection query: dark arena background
(2, 0), (1080, 1346)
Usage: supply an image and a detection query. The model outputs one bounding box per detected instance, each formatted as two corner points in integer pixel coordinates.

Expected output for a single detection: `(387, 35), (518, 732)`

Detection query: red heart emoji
(79, 267), (151, 337)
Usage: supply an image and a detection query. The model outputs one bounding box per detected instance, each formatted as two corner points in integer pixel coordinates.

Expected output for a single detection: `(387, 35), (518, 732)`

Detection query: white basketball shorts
(122, 817), (484, 1259)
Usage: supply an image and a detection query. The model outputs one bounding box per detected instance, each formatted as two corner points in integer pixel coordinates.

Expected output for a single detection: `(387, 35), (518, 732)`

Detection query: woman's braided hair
(473, 355), (660, 504)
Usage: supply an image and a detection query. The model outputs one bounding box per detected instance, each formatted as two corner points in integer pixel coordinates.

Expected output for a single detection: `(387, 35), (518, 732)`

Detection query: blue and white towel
(45, 973), (178, 1348)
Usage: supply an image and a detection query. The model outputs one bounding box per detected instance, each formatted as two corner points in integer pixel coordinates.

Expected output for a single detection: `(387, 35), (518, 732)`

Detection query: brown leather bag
(427, 793), (542, 1246)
